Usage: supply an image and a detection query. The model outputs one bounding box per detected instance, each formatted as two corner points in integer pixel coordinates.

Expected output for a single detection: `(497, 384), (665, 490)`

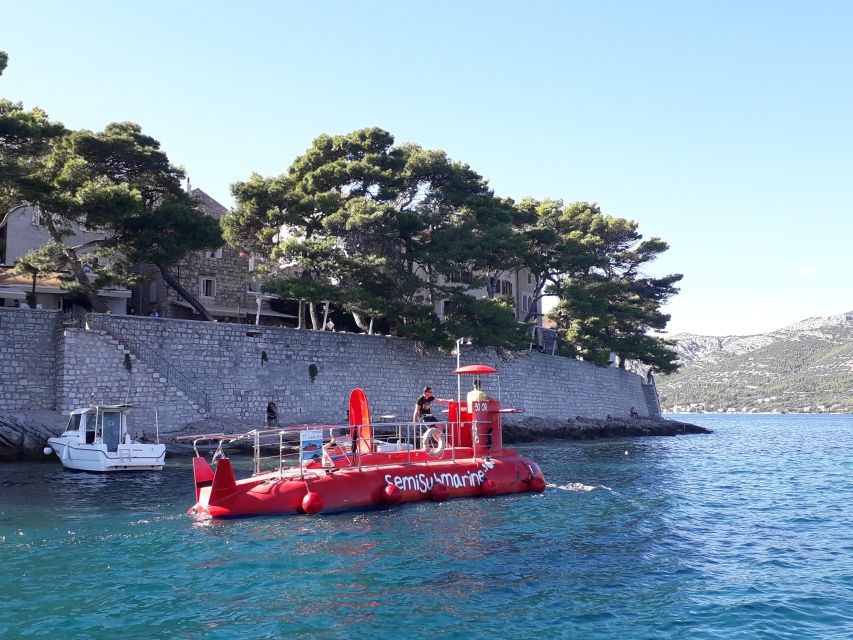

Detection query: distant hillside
(657, 311), (853, 413)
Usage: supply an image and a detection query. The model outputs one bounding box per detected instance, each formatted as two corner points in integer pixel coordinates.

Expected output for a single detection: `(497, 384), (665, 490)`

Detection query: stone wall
(80, 315), (656, 429)
(57, 328), (204, 435)
(0, 308), (60, 410)
(1, 310), (658, 432)
(643, 384), (661, 416)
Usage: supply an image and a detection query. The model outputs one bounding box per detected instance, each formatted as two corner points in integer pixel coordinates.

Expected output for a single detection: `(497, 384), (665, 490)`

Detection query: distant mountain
(657, 311), (853, 413)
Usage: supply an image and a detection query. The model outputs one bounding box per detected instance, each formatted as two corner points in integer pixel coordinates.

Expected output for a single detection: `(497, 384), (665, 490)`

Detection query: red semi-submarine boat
(182, 365), (546, 518)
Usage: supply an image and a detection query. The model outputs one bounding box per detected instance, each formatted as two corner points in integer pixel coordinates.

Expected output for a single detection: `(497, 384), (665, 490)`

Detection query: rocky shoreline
(1, 411), (709, 460)
(502, 416), (711, 443)
(0, 412), (67, 461)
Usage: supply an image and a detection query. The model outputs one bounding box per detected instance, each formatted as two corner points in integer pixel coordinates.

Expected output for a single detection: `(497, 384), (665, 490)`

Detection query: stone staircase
(85, 314), (211, 416)
(57, 328), (207, 434)
(98, 331), (207, 416)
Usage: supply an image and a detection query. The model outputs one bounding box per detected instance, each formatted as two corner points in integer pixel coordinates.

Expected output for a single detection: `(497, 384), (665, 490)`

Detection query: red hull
(189, 448), (545, 518)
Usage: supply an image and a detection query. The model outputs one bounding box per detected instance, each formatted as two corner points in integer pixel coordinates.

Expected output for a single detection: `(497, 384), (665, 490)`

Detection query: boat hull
(47, 438), (166, 472)
(190, 448), (545, 518)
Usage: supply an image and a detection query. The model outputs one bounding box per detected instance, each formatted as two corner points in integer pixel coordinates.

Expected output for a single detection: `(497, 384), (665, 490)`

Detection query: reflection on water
(1, 414), (852, 639)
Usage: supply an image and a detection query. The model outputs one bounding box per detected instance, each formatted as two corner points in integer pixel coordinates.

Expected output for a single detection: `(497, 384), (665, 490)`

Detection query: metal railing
(182, 419), (489, 478)
(61, 310), (85, 328)
(86, 313), (212, 414)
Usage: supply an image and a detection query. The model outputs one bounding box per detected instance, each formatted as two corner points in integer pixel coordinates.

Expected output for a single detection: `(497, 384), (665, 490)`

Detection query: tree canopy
(226, 128), (681, 367)
(225, 127), (526, 348)
(3, 53), (221, 314)
(0, 100), (66, 221)
(4, 51), (683, 371)
(546, 202), (682, 372)
(5, 116), (222, 313)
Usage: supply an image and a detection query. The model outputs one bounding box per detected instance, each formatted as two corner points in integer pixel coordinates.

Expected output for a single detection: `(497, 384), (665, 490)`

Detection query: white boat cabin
(69, 405), (130, 447)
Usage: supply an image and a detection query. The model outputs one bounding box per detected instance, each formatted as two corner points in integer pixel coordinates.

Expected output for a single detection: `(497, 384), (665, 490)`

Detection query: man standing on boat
(413, 387), (451, 424)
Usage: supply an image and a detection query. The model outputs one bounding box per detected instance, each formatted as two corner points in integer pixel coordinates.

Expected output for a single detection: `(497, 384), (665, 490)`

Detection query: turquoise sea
(1, 413), (851, 639)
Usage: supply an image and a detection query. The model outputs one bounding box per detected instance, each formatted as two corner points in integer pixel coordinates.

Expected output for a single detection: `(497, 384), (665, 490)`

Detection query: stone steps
(91, 329), (207, 418)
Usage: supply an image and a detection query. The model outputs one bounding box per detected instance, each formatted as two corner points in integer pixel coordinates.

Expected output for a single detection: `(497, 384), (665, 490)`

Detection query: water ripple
(1, 414), (851, 639)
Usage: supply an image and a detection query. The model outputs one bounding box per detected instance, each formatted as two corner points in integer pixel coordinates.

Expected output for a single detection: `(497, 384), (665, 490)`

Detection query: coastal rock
(0, 411), (66, 460)
(501, 416), (710, 443)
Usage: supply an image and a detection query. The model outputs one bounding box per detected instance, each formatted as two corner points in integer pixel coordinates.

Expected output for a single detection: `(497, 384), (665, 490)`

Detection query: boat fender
(43, 446), (52, 456)
(482, 478), (498, 497)
(423, 427), (445, 458)
(383, 484), (402, 504)
(302, 491), (324, 514)
(430, 481), (449, 502)
(529, 476), (546, 492)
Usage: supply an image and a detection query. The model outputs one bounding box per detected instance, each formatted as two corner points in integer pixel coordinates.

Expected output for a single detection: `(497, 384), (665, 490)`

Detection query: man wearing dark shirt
(412, 386), (451, 423)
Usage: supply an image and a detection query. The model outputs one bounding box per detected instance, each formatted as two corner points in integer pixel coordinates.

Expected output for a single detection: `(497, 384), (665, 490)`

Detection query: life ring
(422, 427), (445, 458)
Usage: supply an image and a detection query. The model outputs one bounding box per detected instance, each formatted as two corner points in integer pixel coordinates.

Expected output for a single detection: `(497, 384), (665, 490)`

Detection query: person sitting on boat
(466, 379), (490, 413)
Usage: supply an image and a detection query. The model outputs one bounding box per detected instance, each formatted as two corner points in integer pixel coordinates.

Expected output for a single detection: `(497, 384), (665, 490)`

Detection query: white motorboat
(44, 404), (165, 472)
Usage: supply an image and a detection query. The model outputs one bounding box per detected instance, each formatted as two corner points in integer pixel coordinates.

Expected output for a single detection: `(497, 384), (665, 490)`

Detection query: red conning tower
(448, 364), (508, 455)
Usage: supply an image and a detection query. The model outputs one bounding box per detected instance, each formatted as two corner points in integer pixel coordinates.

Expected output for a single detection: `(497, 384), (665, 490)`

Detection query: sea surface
(1, 413), (851, 639)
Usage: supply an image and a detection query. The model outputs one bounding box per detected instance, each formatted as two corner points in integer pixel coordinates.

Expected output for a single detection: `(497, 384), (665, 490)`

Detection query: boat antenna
(155, 408), (160, 445)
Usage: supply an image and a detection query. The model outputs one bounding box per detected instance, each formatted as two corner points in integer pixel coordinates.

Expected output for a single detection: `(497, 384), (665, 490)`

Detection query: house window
(149, 282), (157, 303)
(200, 277), (216, 298)
(206, 248), (223, 259)
(31, 207), (42, 226)
(248, 255), (256, 272)
(443, 300), (456, 316)
(450, 268), (472, 284)
(522, 295), (528, 312)
(501, 280), (513, 296)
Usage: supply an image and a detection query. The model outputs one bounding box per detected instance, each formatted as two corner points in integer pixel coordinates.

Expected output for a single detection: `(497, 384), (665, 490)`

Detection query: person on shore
(647, 368), (654, 384)
(630, 407), (640, 418)
(266, 401), (278, 426)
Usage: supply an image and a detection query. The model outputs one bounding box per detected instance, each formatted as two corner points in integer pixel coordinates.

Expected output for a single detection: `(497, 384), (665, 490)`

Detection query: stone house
(131, 188), (292, 325)
(2, 189), (543, 329)
(0, 203), (131, 313)
(432, 268), (542, 323)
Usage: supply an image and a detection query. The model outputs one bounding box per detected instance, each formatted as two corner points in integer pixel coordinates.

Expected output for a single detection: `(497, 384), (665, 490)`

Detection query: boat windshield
(65, 413), (82, 433)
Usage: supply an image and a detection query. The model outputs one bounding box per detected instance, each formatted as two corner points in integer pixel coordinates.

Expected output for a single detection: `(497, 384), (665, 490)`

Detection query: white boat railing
(183, 419), (489, 478)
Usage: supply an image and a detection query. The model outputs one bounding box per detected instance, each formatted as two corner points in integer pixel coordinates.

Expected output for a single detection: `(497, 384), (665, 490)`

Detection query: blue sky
(3, 1), (851, 336)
